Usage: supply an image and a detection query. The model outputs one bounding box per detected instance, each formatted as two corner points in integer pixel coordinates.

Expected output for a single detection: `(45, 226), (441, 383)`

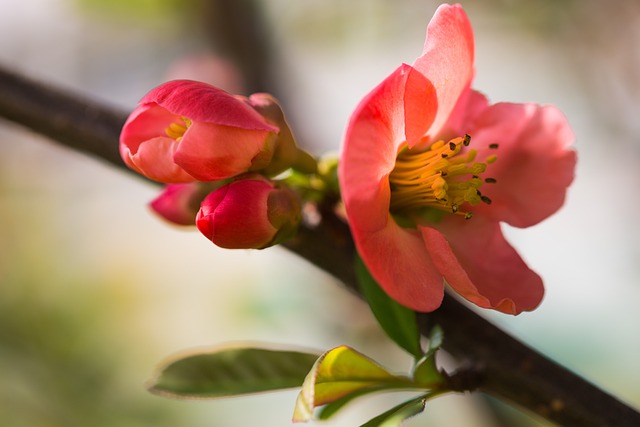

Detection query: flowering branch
(2, 64), (638, 426)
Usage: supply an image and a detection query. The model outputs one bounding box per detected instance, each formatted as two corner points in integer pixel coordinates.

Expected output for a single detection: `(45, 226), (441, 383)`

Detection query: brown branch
(0, 68), (127, 172)
(1, 64), (639, 427)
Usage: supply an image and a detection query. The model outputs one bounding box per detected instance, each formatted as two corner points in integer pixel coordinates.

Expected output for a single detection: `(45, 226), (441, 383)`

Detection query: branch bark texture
(1, 66), (639, 427)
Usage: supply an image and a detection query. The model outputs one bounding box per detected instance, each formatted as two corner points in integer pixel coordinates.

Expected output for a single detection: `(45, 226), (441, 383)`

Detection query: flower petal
(421, 217), (544, 315)
(126, 136), (195, 183)
(120, 104), (179, 155)
(175, 122), (275, 181)
(340, 64), (443, 312)
(412, 4), (475, 141)
(340, 64), (436, 233)
(469, 103), (577, 227)
(441, 89), (489, 138)
(150, 183), (208, 226)
(141, 80), (278, 132)
(359, 222), (444, 312)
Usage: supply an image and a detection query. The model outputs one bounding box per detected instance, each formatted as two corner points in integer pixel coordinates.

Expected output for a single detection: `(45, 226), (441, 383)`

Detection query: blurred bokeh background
(1, 0), (639, 426)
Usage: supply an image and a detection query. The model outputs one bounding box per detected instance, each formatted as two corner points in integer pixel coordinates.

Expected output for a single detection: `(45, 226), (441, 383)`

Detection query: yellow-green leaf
(293, 346), (412, 422)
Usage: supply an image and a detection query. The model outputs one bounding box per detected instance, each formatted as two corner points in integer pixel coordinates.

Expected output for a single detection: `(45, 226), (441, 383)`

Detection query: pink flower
(149, 183), (213, 226)
(196, 175), (301, 249)
(339, 4), (576, 314)
(120, 80), (278, 183)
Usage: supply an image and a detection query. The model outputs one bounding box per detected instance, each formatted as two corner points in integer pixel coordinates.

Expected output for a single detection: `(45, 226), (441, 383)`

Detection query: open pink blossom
(339, 4), (576, 314)
(120, 80), (278, 183)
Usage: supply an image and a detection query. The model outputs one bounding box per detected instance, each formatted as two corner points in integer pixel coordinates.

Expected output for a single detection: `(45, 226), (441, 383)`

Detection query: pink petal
(440, 89), (489, 138)
(126, 136), (195, 183)
(421, 217), (544, 315)
(469, 103), (577, 227)
(359, 222), (444, 312)
(149, 183), (205, 226)
(340, 64), (436, 233)
(174, 122), (275, 181)
(340, 64), (443, 312)
(120, 104), (179, 155)
(412, 4), (475, 141)
(141, 80), (277, 132)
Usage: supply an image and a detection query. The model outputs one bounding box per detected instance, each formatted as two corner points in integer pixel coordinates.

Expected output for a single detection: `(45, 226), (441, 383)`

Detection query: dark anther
(441, 153), (448, 158)
(484, 177), (497, 183)
(449, 142), (456, 150)
(489, 143), (499, 149)
(463, 134), (471, 146)
(481, 195), (492, 205)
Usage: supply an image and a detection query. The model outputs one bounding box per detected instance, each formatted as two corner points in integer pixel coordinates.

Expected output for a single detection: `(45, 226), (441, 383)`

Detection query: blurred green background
(1, 0), (639, 426)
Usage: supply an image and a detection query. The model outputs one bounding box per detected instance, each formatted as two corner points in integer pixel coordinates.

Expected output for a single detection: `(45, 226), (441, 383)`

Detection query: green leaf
(317, 385), (390, 420)
(293, 346), (412, 422)
(360, 396), (427, 427)
(355, 255), (421, 358)
(148, 344), (320, 399)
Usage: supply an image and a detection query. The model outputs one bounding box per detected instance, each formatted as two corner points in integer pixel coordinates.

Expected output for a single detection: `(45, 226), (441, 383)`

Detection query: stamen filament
(389, 135), (497, 220)
(165, 117), (192, 141)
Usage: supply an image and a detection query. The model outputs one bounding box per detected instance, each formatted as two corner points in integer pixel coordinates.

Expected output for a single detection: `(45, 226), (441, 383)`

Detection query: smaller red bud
(150, 182), (219, 226)
(196, 176), (301, 249)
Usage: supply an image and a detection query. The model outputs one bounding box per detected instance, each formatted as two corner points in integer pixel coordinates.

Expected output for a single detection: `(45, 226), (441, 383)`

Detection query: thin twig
(1, 65), (639, 427)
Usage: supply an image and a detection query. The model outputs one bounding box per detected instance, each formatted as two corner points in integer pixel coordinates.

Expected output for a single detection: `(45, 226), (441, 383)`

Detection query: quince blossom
(339, 4), (576, 314)
(119, 80), (278, 183)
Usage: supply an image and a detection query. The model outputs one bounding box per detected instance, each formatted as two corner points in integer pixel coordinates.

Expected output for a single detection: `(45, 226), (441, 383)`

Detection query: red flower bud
(149, 183), (213, 226)
(196, 176), (301, 249)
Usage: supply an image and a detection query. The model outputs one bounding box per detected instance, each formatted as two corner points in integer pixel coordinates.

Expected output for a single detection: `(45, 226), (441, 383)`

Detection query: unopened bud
(196, 175), (301, 249)
(150, 182), (214, 226)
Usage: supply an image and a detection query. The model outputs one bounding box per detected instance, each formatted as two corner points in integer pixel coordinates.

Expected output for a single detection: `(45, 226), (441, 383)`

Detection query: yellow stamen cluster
(389, 134), (496, 220)
(165, 117), (192, 141)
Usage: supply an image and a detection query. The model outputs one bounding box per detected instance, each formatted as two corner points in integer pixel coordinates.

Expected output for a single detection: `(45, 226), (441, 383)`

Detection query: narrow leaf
(355, 255), (421, 358)
(148, 344), (319, 399)
(293, 346), (412, 422)
(317, 385), (390, 420)
(360, 396), (427, 427)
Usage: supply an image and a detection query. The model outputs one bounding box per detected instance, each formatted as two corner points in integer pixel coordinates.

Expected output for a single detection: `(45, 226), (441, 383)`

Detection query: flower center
(165, 117), (192, 142)
(389, 134), (497, 220)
